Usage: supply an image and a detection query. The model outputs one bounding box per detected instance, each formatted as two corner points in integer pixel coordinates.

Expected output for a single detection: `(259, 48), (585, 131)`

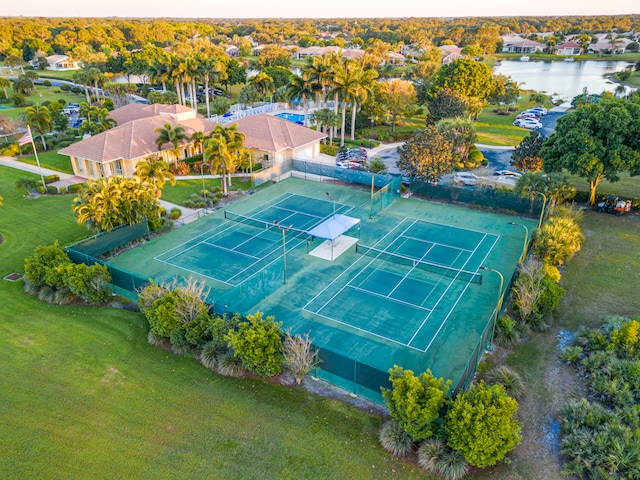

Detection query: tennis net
(225, 210), (310, 238)
(356, 244), (483, 284)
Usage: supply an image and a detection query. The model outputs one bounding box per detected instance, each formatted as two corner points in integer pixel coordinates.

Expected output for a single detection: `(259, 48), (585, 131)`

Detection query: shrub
(537, 276), (566, 314)
(60, 83), (71, 92)
(42, 80), (52, 87)
(494, 315), (520, 347)
(483, 366), (526, 399)
(46, 185), (58, 194)
(59, 186), (67, 195)
(67, 183), (83, 193)
(379, 419), (414, 457)
(381, 366), (450, 442)
(418, 438), (470, 480)
(445, 382), (522, 468)
(217, 349), (245, 376)
(170, 161), (190, 176)
(43, 174), (60, 184)
(169, 207), (182, 220)
(283, 332), (320, 385)
(71, 86), (82, 94)
(559, 345), (583, 365)
(534, 216), (584, 266)
(199, 340), (229, 370)
(225, 312), (284, 377)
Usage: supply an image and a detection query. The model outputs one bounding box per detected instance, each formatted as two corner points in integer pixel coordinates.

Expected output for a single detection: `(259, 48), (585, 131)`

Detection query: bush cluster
(137, 281), (319, 381)
(24, 241), (112, 304)
(379, 366), (522, 477)
(559, 317), (640, 479)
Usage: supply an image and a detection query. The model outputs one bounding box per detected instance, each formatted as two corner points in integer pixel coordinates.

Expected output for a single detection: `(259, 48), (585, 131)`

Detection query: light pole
(508, 222), (529, 264)
(480, 266), (504, 352)
(274, 220), (292, 284)
(533, 191), (547, 229)
(326, 192), (336, 219)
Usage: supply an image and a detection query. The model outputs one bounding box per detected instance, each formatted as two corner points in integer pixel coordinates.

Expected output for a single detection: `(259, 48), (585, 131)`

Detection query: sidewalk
(0, 155), (75, 179)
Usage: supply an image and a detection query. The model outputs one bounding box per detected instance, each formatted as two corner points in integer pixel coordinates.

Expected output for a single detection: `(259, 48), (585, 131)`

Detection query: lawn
(161, 177), (254, 206)
(0, 83), (85, 121)
(19, 151), (74, 174)
(569, 171), (640, 200)
(0, 165), (425, 479)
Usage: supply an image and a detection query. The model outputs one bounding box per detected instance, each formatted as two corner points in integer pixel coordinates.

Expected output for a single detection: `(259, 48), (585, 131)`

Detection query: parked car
(529, 106), (548, 115)
(495, 170), (522, 178)
(336, 161), (363, 169)
(514, 118), (542, 129)
(453, 172), (478, 186)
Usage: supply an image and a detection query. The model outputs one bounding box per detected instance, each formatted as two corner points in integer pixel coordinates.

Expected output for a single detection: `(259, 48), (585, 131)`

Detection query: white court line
(201, 240), (262, 260)
(302, 221), (410, 311)
(401, 234), (474, 254)
(410, 233), (500, 352)
(346, 284), (432, 311)
(308, 309), (425, 352)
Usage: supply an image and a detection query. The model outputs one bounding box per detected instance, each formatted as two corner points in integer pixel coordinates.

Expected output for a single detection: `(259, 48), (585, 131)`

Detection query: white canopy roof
(307, 214), (360, 241)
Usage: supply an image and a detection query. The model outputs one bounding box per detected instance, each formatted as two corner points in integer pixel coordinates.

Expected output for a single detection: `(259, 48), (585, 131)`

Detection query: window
(113, 160), (122, 175)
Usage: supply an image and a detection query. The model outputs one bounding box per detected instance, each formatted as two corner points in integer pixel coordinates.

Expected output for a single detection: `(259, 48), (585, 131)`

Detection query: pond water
(493, 59), (636, 101)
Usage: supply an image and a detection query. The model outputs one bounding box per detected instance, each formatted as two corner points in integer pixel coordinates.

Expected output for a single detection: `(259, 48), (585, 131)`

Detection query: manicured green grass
(0, 83), (85, 121)
(18, 151), (74, 174)
(568, 171), (640, 199)
(0, 165), (426, 479)
(161, 177), (253, 206)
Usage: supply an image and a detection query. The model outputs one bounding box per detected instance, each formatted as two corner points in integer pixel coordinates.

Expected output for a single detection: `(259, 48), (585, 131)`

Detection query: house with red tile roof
(555, 41), (582, 56)
(59, 106), (327, 179)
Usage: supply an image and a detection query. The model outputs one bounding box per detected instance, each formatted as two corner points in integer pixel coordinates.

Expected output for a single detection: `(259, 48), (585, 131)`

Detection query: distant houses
(555, 41), (582, 56)
(501, 37), (545, 54)
(30, 54), (80, 71)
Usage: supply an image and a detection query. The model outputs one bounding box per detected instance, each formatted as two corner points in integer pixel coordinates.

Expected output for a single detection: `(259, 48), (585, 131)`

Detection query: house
(555, 41), (582, 56)
(341, 49), (365, 60)
(438, 45), (463, 64)
(588, 37), (633, 54)
(59, 106), (327, 179)
(31, 54), (80, 70)
(293, 46), (341, 59)
(232, 114), (327, 166)
(382, 51), (405, 65)
(501, 37), (545, 54)
(225, 45), (240, 58)
(59, 104), (216, 179)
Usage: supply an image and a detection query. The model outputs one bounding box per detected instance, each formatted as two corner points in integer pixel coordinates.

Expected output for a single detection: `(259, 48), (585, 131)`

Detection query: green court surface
(110, 177), (535, 401)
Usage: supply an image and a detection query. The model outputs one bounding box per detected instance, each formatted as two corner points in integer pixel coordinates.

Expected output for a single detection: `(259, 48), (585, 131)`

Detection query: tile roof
(233, 114), (327, 152)
(108, 103), (197, 125)
(59, 114), (216, 163)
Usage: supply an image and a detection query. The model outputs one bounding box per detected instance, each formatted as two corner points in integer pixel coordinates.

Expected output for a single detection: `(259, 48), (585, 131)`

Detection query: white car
(453, 172), (478, 186)
(529, 107), (548, 115)
(495, 170), (522, 178)
(514, 118), (542, 129)
(336, 161), (362, 170)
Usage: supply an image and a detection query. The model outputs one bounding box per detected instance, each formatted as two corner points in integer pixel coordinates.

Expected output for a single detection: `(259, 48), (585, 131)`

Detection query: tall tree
(286, 75), (315, 127)
(376, 79), (417, 132)
(435, 117), (477, 163)
(540, 96), (640, 204)
(397, 126), (456, 183)
(154, 123), (188, 164)
(426, 88), (467, 125)
(250, 72), (275, 102)
(511, 131), (546, 172)
(24, 105), (52, 150)
(0, 77), (12, 98)
(428, 58), (495, 102)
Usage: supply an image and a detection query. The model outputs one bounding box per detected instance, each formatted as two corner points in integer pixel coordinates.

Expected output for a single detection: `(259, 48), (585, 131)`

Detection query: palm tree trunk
(340, 104), (347, 147)
(303, 95), (308, 127)
(40, 134), (47, 151)
(334, 92), (340, 141)
(350, 102), (357, 141)
(204, 74), (211, 119)
(84, 85), (91, 104)
(175, 80), (182, 104)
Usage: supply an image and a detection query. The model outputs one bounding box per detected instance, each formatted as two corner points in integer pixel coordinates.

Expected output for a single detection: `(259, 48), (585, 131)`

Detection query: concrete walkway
(0, 155), (75, 179)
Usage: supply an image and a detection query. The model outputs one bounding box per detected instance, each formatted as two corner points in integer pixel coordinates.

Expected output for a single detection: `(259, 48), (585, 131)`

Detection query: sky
(1, 0), (635, 19)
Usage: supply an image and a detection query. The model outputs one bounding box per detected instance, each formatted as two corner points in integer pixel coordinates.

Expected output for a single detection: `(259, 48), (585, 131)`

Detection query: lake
(493, 60), (636, 101)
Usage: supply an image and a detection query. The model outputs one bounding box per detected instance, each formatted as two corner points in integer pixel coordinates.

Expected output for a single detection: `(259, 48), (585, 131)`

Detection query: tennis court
(154, 192), (353, 286)
(304, 218), (498, 351)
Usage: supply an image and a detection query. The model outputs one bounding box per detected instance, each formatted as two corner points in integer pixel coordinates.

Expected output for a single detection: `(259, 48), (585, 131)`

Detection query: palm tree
(154, 123), (188, 164)
(15, 177), (39, 195)
(77, 103), (117, 136)
(204, 125), (246, 195)
(24, 105), (53, 150)
(135, 159), (176, 198)
(72, 69), (92, 104)
(0, 77), (11, 98)
(87, 67), (106, 102)
(303, 53), (337, 108)
(190, 131), (205, 155)
(310, 108), (340, 146)
(286, 75), (315, 127)
(330, 59), (364, 147)
(348, 64), (377, 140)
(251, 72), (275, 102)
